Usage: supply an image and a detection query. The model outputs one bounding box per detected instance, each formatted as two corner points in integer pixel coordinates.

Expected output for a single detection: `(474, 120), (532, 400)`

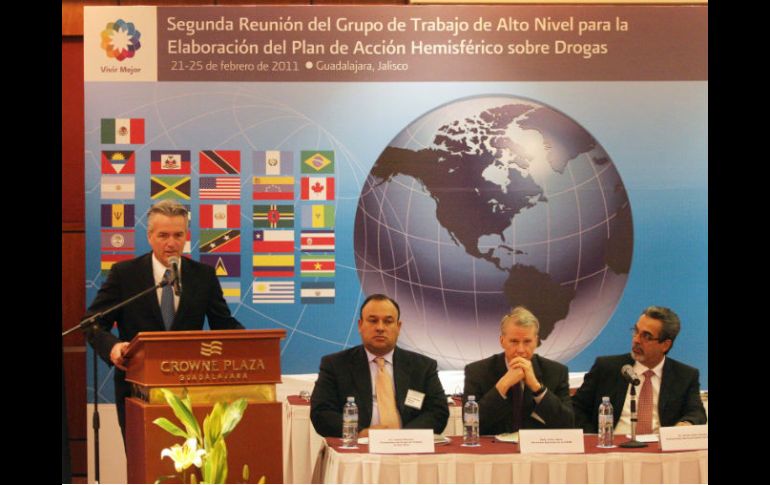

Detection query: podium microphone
(621, 364), (640, 386)
(168, 256), (182, 297)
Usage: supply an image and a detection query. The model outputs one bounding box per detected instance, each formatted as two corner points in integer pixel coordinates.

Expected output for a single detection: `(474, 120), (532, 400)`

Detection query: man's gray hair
(642, 306), (681, 351)
(500, 306), (540, 335)
(147, 200), (189, 232)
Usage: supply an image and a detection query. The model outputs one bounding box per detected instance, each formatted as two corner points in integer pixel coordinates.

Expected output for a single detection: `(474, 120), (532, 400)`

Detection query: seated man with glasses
(571, 306), (707, 434)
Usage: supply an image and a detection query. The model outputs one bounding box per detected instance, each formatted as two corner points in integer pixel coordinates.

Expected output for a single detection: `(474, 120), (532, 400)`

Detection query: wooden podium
(123, 329), (286, 483)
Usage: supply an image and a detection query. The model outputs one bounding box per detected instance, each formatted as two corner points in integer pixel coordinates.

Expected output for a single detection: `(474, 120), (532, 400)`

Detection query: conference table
(281, 386), (707, 483)
(282, 395), (463, 483)
(314, 435), (707, 484)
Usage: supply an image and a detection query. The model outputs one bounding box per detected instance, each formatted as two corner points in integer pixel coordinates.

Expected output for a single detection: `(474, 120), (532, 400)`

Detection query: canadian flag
(301, 177), (335, 201)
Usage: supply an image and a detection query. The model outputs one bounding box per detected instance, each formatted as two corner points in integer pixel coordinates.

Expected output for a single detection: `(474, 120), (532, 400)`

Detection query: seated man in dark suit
(572, 306), (707, 434)
(310, 294), (449, 437)
(83, 200), (244, 441)
(464, 307), (574, 435)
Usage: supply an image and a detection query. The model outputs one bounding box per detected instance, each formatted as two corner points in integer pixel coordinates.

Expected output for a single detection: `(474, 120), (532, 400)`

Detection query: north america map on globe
(355, 96), (633, 368)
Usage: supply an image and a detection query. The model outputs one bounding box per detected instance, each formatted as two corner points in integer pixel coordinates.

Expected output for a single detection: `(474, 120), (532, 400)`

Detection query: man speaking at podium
(83, 200), (244, 440)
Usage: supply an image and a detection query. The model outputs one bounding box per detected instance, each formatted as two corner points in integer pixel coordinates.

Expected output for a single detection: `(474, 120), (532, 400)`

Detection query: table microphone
(621, 364), (640, 386)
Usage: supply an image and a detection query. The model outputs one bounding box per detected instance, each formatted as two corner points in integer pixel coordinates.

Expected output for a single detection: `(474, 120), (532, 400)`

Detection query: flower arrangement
(152, 388), (261, 484)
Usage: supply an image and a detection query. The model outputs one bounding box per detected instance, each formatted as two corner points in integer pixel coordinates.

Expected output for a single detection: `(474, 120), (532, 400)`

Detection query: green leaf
(204, 402), (225, 450)
(220, 398), (247, 438)
(216, 440), (228, 484)
(202, 451), (213, 484)
(181, 391), (203, 442)
(203, 439), (228, 484)
(152, 418), (189, 439)
(181, 390), (194, 413)
(160, 388), (202, 443)
(202, 413), (212, 453)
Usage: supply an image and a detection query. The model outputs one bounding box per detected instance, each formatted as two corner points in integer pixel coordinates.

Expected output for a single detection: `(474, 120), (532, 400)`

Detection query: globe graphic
(354, 95), (633, 370)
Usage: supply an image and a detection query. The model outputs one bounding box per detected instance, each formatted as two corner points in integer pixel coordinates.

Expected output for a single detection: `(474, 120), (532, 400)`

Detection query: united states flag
(200, 177), (241, 200)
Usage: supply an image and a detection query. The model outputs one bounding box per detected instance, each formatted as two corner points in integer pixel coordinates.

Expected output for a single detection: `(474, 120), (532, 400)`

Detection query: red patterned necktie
(636, 369), (655, 434)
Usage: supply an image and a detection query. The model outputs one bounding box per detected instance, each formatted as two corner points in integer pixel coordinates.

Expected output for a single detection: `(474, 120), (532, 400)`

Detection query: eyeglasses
(630, 326), (663, 342)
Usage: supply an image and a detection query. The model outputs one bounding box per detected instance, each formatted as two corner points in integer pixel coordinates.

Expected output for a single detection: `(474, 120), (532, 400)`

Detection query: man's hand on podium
(110, 342), (130, 371)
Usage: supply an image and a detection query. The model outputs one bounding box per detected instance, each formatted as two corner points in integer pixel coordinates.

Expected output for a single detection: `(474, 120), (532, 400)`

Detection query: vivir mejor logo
(100, 19), (141, 61)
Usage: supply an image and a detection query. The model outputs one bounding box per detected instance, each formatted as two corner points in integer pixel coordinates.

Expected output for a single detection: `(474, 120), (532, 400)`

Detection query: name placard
(659, 425), (708, 451)
(519, 429), (585, 454)
(368, 429), (435, 454)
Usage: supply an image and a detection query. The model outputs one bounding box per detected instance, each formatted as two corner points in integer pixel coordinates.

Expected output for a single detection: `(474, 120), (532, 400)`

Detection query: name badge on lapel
(405, 389), (425, 410)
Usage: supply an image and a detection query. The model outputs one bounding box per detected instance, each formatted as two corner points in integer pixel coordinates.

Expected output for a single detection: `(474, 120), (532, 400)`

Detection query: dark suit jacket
(463, 353), (574, 435)
(83, 253), (244, 433)
(571, 353), (707, 432)
(310, 345), (450, 437)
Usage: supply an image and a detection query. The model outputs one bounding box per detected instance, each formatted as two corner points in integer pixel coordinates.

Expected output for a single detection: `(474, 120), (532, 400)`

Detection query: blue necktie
(161, 269), (175, 330)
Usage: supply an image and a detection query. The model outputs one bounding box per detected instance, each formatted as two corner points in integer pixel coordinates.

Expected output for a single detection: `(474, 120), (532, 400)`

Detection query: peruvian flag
(301, 177), (335, 201)
(200, 204), (240, 228)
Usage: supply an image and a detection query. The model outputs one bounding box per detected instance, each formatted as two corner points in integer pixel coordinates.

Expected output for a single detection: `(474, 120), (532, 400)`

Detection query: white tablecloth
(317, 440), (707, 484)
(278, 374), (706, 484)
(282, 398), (463, 484)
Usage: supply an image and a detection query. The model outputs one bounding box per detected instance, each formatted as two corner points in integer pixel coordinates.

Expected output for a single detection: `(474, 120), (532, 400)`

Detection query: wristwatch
(532, 384), (547, 397)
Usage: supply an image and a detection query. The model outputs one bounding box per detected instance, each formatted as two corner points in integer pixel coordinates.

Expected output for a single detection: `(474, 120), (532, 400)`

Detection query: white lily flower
(160, 438), (206, 472)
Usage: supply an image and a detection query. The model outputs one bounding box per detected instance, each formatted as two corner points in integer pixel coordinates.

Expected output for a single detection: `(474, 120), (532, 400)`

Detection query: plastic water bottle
(462, 395), (480, 447)
(597, 396), (615, 448)
(341, 396), (359, 448)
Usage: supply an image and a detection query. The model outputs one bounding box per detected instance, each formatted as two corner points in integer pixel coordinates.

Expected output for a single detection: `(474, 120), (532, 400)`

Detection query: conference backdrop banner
(83, 4), (707, 402)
